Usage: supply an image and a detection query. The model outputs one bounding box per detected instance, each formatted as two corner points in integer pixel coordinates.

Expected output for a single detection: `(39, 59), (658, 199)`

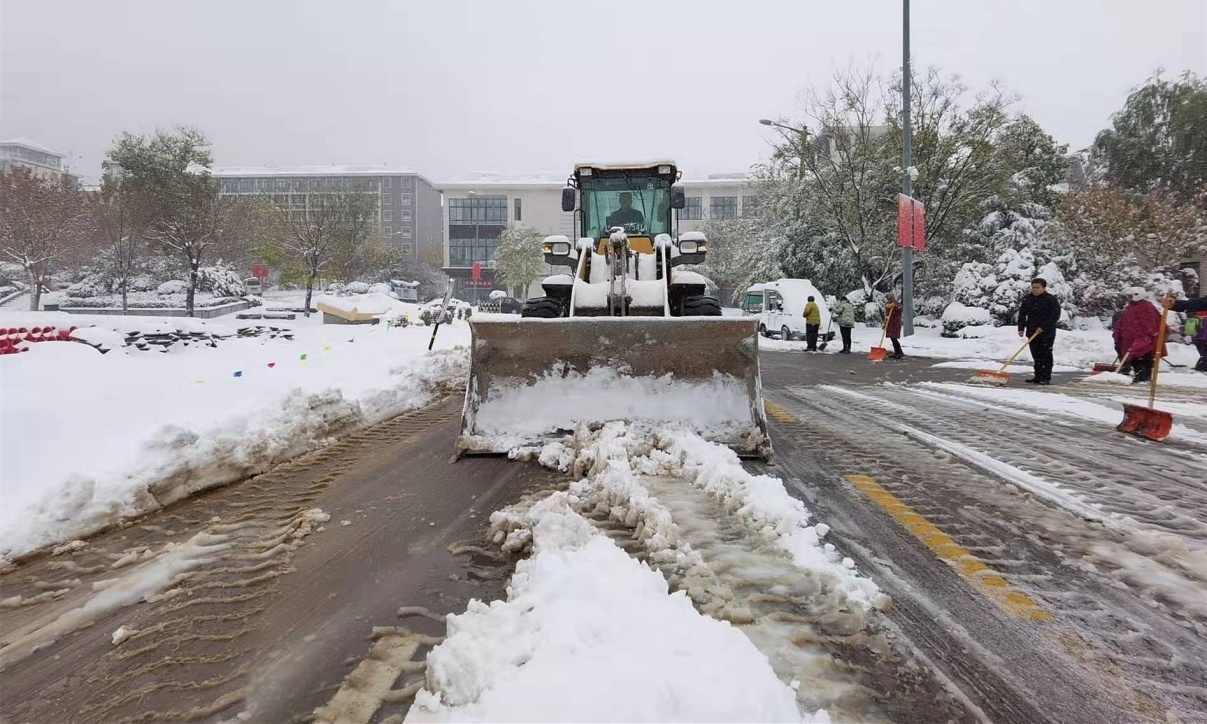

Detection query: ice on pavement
(0, 311), (470, 562)
(409, 492), (814, 723)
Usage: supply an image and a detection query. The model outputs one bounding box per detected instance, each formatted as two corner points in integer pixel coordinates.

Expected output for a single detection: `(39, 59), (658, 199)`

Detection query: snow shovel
(818, 316), (835, 351)
(1117, 310), (1173, 441)
(969, 330), (1041, 386)
(1092, 353), (1129, 375)
(867, 315), (890, 361)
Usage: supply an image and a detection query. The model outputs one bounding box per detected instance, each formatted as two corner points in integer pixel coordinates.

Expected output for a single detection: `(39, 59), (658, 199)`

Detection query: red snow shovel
(868, 315), (890, 361)
(1117, 310), (1173, 441)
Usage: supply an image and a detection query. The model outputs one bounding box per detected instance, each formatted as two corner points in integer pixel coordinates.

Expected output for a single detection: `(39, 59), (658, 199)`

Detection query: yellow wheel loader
(457, 161), (770, 457)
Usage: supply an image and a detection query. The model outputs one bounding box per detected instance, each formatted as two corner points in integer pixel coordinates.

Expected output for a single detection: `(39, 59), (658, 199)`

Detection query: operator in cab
(607, 192), (645, 229)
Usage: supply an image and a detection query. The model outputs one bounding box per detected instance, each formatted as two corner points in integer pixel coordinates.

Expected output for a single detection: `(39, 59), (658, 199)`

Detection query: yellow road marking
(845, 474), (1052, 622)
(764, 398), (1050, 621)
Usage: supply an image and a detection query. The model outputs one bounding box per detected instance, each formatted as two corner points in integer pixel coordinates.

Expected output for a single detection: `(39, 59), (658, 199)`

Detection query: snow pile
(470, 367), (758, 447)
(0, 315), (470, 561)
(314, 292), (412, 318)
(409, 492), (806, 723)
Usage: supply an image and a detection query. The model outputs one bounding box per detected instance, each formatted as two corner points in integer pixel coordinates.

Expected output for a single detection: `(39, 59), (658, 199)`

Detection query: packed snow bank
(0, 315), (470, 562)
(408, 492), (808, 723)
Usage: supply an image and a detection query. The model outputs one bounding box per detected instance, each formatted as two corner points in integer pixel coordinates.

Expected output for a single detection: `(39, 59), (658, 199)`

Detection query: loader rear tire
(520, 297), (563, 319)
(681, 295), (722, 317)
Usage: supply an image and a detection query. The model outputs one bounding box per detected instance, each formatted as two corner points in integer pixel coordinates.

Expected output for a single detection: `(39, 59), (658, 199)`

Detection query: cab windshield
(580, 176), (672, 239)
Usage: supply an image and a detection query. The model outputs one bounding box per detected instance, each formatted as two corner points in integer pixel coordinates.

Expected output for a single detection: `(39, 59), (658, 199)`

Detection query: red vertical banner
(897, 194), (912, 248)
(472, 262), (482, 280)
(897, 194), (926, 252)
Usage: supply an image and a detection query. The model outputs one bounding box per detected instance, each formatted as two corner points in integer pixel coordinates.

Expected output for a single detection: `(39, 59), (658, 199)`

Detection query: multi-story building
(211, 166), (441, 264)
(1, 137), (77, 186)
(438, 171), (756, 300)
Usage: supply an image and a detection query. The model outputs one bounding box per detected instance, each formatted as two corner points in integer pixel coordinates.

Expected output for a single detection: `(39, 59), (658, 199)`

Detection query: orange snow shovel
(1117, 310), (1173, 441)
(969, 330), (1041, 386)
(868, 313), (891, 361)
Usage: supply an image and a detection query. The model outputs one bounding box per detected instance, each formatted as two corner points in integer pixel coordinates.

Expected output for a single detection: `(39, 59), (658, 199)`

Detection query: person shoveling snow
(1112, 289), (1164, 384)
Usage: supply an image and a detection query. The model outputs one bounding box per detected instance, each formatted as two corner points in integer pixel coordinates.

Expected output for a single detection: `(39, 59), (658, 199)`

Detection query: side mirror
(669, 185), (686, 210)
(561, 187), (577, 212)
(547, 241), (571, 256)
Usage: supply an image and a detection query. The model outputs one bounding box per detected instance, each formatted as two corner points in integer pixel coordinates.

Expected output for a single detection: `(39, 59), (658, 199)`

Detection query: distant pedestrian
(834, 297), (856, 354)
(1016, 277), (1062, 385)
(884, 293), (904, 359)
(1113, 288), (1162, 383)
(1164, 294), (1207, 372)
(802, 296), (822, 351)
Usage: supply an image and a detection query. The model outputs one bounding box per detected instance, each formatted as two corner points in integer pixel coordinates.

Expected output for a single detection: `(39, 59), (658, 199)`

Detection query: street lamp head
(758, 119), (774, 126)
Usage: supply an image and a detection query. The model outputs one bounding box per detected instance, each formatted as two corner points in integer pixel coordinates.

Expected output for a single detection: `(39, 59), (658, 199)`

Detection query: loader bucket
(457, 317), (770, 458)
(1117, 403), (1173, 442)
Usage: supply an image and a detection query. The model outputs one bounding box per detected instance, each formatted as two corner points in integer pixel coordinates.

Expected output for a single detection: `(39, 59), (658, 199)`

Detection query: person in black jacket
(1016, 277), (1062, 385)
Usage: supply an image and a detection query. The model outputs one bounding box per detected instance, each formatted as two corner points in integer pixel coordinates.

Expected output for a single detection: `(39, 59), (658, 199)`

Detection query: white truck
(740, 279), (830, 341)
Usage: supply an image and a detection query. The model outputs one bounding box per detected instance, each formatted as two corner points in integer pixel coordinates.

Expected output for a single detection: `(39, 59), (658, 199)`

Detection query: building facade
(438, 173), (755, 300)
(211, 166), (441, 263)
(1, 137), (77, 186)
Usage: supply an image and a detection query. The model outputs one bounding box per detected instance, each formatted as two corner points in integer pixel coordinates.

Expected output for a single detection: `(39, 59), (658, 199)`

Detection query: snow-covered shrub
(345, 281), (371, 295)
(196, 265), (246, 297)
(914, 315), (940, 328)
(325, 282), (346, 295)
(919, 295), (947, 317)
(66, 276), (113, 299)
(941, 301), (992, 338)
(127, 274), (159, 292)
(367, 282), (398, 298)
(157, 280), (189, 296)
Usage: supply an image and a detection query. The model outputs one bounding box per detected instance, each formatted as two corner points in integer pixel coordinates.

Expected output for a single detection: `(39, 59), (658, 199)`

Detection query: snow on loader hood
(456, 317), (770, 458)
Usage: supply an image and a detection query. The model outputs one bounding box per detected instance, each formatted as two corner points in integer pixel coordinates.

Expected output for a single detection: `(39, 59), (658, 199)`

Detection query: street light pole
(901, 0), (915, 336)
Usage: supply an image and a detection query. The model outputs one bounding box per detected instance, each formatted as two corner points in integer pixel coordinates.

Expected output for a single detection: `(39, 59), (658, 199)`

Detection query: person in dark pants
(802, 296), (821, 351)
(1164, 294), (1207, 372)
(1016, 277), (1062, 385)
(834, 297), (856, 353)
(885, 292), (904, 359)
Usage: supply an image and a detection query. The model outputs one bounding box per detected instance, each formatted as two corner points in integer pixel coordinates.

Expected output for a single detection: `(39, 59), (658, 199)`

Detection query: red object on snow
(1113, 300), (1165, 358)
(267, 362), (276, 368)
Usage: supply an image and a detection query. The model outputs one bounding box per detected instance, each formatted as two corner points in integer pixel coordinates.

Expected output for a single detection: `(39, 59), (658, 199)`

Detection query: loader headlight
(545, 241), (571, 256)
(679, 240), (706, 254)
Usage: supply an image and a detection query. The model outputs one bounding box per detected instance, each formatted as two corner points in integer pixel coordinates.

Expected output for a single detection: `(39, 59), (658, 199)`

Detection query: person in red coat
(885, 292), (904, 359)
(1113, 288), (1164, 383)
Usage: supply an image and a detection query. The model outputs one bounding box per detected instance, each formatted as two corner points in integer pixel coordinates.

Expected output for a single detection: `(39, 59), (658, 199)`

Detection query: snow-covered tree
(107, 128), (242, 316)
(0, 166), (92, 310)
(268, 187), (380, 316)
(90, 168), (150, 312)
(1091, 71), (1207, 201)
(699, 216), (785, 301)
(493, 225), (544, 300)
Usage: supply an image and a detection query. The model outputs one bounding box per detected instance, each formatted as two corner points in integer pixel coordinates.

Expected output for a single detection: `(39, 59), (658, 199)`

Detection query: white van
(742, 279), (830, 341)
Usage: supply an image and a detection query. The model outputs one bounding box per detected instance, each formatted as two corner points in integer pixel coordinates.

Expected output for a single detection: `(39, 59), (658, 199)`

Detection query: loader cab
(568, 162), (685, 255)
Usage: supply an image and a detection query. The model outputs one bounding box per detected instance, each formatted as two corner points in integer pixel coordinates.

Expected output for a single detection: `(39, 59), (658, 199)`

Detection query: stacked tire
(520, 297), (563, 319)
(680, 296), (721, 317)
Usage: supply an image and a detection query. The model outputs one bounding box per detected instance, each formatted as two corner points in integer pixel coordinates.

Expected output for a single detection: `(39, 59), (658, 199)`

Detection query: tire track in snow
(0, 400), (458, 724)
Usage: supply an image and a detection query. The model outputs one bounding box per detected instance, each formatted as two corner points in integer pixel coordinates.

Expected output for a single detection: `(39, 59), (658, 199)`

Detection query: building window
(742, 196), (761, 217)
(400, 193), (411, 205)
(400, 209), (412, 221)
(400, 227), (412, 238)
(385, 226), (393, 235)
(448, 195), (507, 267)
(514, 198), (522, 222)
(383, 209), (392, 221)
(710, 196), (738, 219)
(401, 243), (413, 254)
(680, 196), (703, 220)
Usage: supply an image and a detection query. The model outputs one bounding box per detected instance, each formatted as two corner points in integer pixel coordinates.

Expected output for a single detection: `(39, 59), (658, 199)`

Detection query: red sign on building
(471, 262), (482, 280)
(252, 264), (269, 279)
(897, 194), (926, 252)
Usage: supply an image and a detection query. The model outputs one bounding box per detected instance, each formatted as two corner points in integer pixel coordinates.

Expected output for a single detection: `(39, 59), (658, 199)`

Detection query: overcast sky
(2, 0), (1205, 183)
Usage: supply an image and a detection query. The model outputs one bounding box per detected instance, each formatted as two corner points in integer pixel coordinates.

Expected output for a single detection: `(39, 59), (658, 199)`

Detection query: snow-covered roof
(1, 137), (62, 156)
(211, 164), (418, 177)
(439, 172), (567, 188)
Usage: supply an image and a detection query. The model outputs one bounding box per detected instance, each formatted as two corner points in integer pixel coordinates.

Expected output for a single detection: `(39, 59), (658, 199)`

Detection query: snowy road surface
(2, 330), (1206, 722)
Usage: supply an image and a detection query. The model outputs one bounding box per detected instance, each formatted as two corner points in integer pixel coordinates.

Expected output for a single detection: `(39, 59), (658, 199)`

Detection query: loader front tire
(520, 297), (563, 319)
(681, 295), (722, 317)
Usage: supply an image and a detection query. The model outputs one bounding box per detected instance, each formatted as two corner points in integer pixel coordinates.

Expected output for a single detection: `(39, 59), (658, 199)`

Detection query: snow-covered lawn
(762, 323), (1206, 385)
(0, 305), (471, 562)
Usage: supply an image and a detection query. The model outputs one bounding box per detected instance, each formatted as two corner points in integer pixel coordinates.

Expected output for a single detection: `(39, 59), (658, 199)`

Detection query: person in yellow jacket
(802, 295), (822, 351)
